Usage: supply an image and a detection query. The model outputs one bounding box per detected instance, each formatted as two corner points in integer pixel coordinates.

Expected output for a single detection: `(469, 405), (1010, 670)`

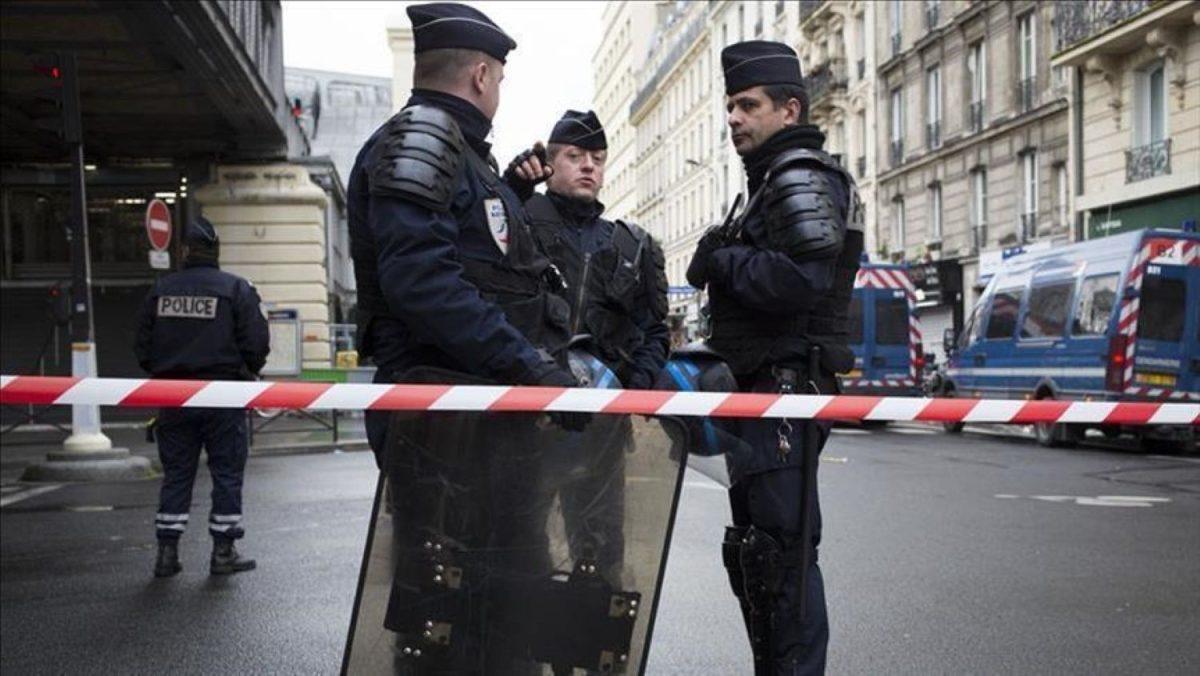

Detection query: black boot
(154, 541), (182, 578)
(210, 538), (256, 575)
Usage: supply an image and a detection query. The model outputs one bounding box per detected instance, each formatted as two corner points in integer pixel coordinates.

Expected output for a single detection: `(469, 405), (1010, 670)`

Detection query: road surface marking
(0, 484), (62, 508)
(890, 427), (938, 435)
(995, 493), (1171, 508)
(832, 428), (869, 435)
(822, 456), (849, 464)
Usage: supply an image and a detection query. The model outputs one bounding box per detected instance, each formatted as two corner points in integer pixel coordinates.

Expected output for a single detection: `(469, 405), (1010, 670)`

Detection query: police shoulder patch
(157, 295), (219, 319)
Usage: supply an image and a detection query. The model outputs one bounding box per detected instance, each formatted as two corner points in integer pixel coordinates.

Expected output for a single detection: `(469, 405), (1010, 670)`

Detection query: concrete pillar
(387, 23), (414, 113)
(194, 163), (332, 370)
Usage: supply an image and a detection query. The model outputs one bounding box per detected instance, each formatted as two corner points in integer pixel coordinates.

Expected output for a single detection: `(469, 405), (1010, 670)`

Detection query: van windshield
(848, 296), (864, 344)
(1139, 274), (1186, 342)
(876, 296), (909, 345)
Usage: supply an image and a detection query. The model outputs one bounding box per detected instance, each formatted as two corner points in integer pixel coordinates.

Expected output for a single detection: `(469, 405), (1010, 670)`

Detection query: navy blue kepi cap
(185, 217), (218, 246)
(549, 110), (607, 150)
(721, 40), (804, 96)
(407, 3), (517, 64)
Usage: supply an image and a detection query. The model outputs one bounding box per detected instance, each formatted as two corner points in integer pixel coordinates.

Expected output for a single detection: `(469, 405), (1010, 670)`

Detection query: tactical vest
(525, 194), (654, 379)
(355, 107), (570, 366)
(708, 148), (863, 376)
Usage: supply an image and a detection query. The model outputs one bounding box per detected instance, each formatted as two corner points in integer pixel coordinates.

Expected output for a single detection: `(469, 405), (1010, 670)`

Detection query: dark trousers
(155, 407), (249, 542)
(726, 423), (831, 676)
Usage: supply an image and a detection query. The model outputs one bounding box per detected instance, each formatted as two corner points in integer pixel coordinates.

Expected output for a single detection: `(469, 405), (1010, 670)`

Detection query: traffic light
(47, 283), (72, 326)
(30, 53), (81, 144)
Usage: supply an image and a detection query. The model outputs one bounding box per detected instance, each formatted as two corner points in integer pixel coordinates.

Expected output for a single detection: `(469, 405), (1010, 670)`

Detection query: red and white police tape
(2, 375), (1197, 426)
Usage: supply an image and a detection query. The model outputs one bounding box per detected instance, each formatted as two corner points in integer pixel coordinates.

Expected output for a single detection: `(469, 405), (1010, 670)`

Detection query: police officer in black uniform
(687, 41), (863, 675)
(505, 110), (669, 583)
(135, 217), (269, 578)
(345, 3), (585, 672)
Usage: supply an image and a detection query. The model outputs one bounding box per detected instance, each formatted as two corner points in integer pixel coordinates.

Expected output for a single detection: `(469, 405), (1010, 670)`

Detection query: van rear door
(1134, 260), (1198, 395)
(872, 288), (912, 383)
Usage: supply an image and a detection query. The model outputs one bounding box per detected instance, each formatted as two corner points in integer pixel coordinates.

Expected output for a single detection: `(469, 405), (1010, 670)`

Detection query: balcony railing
(926, 121), (941, 149)
(1054, 0), (1152, 53)
(891, 32), (902, 56)
(856, 155), (866, 178)
(1018, 76), (1038, 113)
(968, 100), (985, 133)
(807, 59), (848, 103)
(857, 58), (865, 80)
(1020, 213), (1038, 243)
(890, 140), (904, 167)
(799, 1), (824, 25)
(1125, 139), (1172, 183)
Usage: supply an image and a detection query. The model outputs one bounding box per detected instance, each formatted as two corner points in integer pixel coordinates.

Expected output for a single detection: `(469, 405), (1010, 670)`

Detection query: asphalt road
(2, 425), (1198, 674)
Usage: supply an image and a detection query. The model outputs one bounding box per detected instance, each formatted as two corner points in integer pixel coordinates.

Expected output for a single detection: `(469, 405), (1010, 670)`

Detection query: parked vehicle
(842, 262), (925, 399)
(940, 228), (1199, 452)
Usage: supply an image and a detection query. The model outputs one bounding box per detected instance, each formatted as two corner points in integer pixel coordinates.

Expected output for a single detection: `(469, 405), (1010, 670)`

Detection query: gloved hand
(532, 367), (591, 432)
(686, 225), (726, 288)
(503, 142), (553, 201)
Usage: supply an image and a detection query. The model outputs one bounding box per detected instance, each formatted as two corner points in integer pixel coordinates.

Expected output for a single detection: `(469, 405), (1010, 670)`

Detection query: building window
(926, 65), (941, 149)
(892, 197), (906, 252)
(855, 13), (866, 79)
(924, 0), (940, 30)
(1055, 163), (1068, 231)
(890, 0), (903, 56)
(967, 41), (987, 132)
(1021, 150), (1038, 242)
(970, 167), (988, 249)
(738, 4), (745, 42)
(1128, 60), (1171, 182)
(929, 182), (943, 242)
(856, 109), (867, 178)
(890, 86), (904, 166)
(1018, 12), (1037, 112)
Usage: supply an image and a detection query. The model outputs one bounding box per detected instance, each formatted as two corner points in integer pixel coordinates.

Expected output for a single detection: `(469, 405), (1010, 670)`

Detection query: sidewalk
(0, 412), (369, 483)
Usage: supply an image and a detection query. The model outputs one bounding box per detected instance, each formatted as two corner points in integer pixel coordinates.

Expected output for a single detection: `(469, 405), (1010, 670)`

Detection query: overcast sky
(282, 1), (607, 163)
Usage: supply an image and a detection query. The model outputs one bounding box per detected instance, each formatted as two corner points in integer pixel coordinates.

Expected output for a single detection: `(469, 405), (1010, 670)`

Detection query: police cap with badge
(407, 2), (516, 62)
(720, 40), (805, 96)
(548, 110), (607, 151)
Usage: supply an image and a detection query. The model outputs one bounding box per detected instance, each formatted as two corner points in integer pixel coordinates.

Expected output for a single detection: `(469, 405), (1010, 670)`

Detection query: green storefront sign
(1087, 189), (1200, 239)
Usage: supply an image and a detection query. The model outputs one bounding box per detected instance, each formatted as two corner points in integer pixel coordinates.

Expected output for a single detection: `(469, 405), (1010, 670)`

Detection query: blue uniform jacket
(134, 262), (269, 380)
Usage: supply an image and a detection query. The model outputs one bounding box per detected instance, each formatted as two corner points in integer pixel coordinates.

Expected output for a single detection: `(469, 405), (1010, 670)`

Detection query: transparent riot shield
(343, 377), (688, 675)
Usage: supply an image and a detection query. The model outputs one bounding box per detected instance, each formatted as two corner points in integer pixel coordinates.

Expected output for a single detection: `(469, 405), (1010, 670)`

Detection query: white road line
(832, 428), (869, 435)
(890, 427), (939, 435)
(0, 484), (62, 508)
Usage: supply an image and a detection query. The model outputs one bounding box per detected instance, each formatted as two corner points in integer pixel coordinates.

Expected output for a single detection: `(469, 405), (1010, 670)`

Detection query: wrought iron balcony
(1054, 0), (1152, 53)
(891, 32), (902, 57)
(807, 59), (848, 104)
(1018, 76), (1038, 113)
(890, 140), (904, 167)
(1126, 139), (1172, 183)
(968, 100), (985, 133)
(926, 121), (941, 150)
(856, 155), (866, 178)
(1020, 213), (1038, 243)
(857, 58), (865, 80)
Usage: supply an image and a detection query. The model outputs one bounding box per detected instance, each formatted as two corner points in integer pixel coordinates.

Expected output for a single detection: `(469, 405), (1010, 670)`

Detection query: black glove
(532, 367), (591, 432)
(502, 143), (551, 202)
(686, 225), (726, 288)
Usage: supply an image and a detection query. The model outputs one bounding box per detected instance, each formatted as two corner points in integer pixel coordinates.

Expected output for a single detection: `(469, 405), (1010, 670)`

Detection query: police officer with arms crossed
(687, 41), (863, 675)
(135, 217), (269, 578)
(345, 3), (586, 672)
(505, 110), (670, 583)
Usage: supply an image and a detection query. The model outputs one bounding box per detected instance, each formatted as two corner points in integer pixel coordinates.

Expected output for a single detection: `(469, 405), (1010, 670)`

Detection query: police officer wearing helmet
(134, 217), (269, 578)
(345, 3), (587, 671)
(506, 110), (670, 390)
(687, 41), (863, 674)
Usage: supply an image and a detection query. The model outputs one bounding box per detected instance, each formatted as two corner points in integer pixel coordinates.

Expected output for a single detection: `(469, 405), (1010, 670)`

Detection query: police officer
(505, 110), (670, 583)
(687, 41), (863, 674)
(345, 3), (585, 672)
(134, 217), (269, 578)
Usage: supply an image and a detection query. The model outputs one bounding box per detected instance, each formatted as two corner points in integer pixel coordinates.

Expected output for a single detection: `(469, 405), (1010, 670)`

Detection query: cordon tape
(2, 375), (1197, 426)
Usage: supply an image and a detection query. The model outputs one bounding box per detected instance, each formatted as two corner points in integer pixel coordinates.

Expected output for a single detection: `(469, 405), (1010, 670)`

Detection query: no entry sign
(145, 199), (171, 252)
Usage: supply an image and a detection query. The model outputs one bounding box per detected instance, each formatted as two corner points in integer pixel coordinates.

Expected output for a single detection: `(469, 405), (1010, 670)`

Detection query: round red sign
(145, 199), (172, 252)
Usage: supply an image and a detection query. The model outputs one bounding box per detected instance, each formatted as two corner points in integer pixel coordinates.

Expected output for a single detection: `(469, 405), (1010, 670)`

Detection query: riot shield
(342, 374), (688, 675)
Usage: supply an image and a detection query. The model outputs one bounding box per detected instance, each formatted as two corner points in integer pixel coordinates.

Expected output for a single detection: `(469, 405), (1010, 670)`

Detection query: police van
(843, 262), (924, 398)
(939, 228), (1199, 452)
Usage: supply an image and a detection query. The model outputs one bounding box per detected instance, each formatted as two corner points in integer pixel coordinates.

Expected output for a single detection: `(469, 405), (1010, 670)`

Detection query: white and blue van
(940, 228), (1198, 452)
(843, 262), (924, 398)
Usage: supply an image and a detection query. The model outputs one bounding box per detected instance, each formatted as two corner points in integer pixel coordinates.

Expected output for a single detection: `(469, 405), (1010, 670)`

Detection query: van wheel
(1034, 396), (1081, 448)
(940, 388), (964, 434)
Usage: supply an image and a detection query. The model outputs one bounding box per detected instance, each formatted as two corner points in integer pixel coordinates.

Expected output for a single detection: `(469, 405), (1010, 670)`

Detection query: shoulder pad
(369, 105), (465, 212)
(763, 158), (845, 261)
